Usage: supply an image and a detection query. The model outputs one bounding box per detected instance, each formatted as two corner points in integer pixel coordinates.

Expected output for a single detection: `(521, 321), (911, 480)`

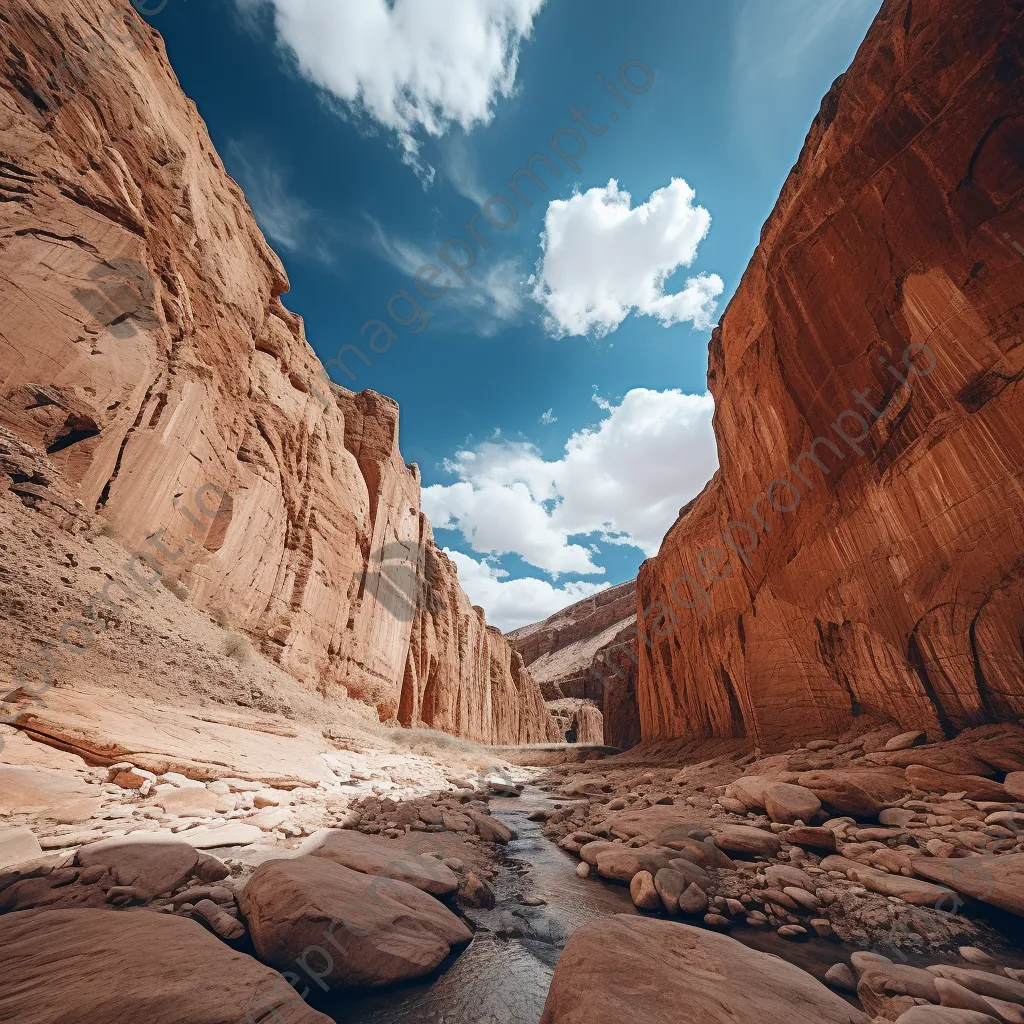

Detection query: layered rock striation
(508, 579), (640, 747)
(637, 0), (1024, 749)
(509, 579), (637, 702)
(0, 0), (556, 744)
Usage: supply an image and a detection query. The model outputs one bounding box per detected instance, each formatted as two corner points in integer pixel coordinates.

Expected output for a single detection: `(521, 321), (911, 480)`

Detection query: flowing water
(314, 787), (1024, 1023)
(319, 790), (638, 1023)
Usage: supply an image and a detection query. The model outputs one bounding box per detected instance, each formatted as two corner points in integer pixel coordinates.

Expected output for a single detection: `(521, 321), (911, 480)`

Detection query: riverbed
(315, 785), (1024, 1023)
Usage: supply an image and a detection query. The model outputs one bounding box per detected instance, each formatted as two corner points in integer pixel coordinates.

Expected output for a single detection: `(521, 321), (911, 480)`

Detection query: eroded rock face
(591, 625), (642, 750)
(508, 581), (640, 748)
(546, 698), (604, 744)
(0, 0), (555, 745)
(635, 0), (1024, 749)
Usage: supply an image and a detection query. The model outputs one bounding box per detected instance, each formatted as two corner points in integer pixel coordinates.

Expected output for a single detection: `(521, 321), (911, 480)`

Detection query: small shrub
(224, 632), (253, 663)
(210, 605), (231, 629)
(95, 522), (118, 539)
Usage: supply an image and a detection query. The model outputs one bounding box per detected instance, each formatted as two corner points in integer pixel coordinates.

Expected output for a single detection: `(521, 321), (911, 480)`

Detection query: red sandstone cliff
(637, 0), (1024, 750)
(0, 0), (557, 745)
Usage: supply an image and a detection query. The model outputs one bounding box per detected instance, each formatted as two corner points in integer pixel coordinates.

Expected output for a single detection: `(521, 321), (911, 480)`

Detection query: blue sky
(144, 0), (880, 630)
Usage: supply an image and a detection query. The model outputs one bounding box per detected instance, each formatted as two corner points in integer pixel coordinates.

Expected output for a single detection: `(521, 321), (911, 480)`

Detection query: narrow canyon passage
(3, 0), (1024, 1021)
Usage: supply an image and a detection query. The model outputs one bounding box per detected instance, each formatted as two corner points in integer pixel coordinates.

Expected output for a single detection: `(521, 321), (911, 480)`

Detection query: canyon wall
(637, 0), (1024, 750)
(0, 0), (557, 745)
(591, 627), (642, 751)
(508, 579), (637, 700)
(508, 580), (639, 747)
(546, 698), (604, 746)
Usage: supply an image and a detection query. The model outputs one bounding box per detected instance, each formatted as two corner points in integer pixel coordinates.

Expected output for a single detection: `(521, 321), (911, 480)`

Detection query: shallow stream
(315, 787), (1024, 1023)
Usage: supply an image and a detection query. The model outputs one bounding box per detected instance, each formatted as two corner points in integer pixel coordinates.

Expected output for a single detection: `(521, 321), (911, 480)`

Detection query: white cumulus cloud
(531, 179), (724, 337)
(422, 388), (719, 577)
(240, 0), (544, 170)
(445, 550), (608, 632)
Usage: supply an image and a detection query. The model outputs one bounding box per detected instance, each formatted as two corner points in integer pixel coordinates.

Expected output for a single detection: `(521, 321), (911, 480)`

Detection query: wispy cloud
(734, 0), (878, 82)
(226, 139), (333, 263)
(440, 133), (490, 206)
(731, 0), (880, 149)
(540, 408), (557, 424)
(363, 215), (526, 335)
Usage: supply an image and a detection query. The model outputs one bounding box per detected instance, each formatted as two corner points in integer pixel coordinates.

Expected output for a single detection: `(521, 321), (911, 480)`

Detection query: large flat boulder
(855, 961), (940, 1018)
(904, 765), (1007, 801)
(239, 856), (472, 989)
(594, 846), (674, 883)
(157, 788), (232, 817)
(895, 1010), (999, 1023)
(728, 775), (771, 810)
(303, 829), (458, 895)
(0, 827), (43, 870)
(596, 805), (706, 842)
(540, 916), (870, 1024)
(0, 907), (331, 1023)
(712, 825), (781, 858)
(911, 853), (1024, 917)
(763, 783), (821, 824)
(0, 764), (94, 815)
(962, 724), (1024, 773)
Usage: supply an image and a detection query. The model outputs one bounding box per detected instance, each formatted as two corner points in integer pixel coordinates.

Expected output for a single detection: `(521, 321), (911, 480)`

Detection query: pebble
(703, 913), (730, 930)
(678, 882), (709, 915)
(958, 947), (994, 965)
(630, 871), (661, 911)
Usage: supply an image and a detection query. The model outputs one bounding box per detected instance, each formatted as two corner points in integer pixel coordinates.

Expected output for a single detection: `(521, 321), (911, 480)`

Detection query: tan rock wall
(508, 579), (639, 745)
(546, 698), (604, 745)
(0, 0), (554, 744)
(637, 0), (1024, 750)
(507, 579), (637, 700)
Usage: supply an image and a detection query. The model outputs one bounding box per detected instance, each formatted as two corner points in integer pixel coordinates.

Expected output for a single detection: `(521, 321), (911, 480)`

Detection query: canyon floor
(4, 477), (1024, 1022)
